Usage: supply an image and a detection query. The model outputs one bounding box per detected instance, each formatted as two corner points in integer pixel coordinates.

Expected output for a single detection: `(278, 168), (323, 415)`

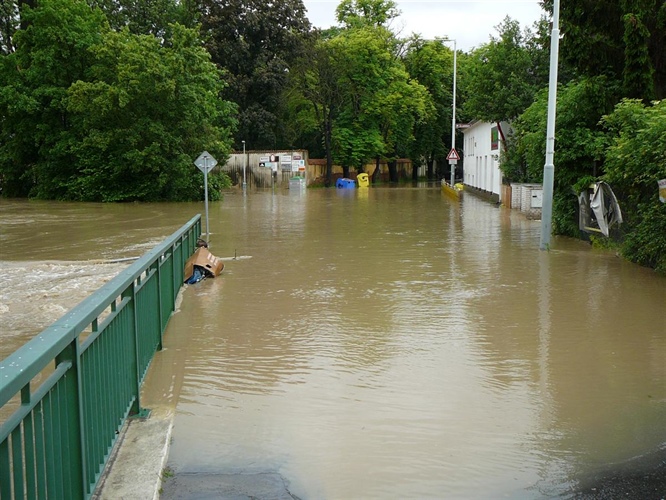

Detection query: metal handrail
(0, 214), (201, 499)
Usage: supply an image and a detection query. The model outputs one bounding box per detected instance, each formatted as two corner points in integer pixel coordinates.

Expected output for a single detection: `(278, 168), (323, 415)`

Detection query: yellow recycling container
(357, 173), (369, 187)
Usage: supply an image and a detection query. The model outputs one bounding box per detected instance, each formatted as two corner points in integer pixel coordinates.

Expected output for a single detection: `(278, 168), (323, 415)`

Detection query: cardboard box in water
(184, 247), (224, 279)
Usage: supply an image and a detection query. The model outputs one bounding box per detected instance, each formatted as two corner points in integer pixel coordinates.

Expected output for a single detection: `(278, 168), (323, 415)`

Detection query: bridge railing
(0, 215), (201, 500)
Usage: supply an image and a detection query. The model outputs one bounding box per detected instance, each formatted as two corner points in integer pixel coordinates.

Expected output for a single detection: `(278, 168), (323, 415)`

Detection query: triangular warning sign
(446, 148), (460, 161)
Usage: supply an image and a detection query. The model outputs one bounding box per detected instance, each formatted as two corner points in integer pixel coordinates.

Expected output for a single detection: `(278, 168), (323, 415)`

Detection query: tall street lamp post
(437, 37), (457, 187)
(448, 38), (457, 188)
(242, 140), (246, 190)
(539, 0), (561, 250)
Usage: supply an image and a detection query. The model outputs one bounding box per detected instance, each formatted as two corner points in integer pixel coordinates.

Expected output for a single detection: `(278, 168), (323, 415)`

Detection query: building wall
(222, 151), (416, 188)
(462, 121), (508, 200)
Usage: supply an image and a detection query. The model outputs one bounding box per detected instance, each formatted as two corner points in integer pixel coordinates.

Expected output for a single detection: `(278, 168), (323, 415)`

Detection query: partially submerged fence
(0, 215), (201, 499)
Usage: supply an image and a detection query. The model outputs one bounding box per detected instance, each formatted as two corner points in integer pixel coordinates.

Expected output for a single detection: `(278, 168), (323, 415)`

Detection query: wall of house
(462, 122), (506, 200)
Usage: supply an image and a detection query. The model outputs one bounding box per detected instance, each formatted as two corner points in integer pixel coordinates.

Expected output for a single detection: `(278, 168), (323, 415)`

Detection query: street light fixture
(242, 140), (246, 190)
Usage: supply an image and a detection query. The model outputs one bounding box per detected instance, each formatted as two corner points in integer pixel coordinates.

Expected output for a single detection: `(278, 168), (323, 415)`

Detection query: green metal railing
(0, 215), (201, 499)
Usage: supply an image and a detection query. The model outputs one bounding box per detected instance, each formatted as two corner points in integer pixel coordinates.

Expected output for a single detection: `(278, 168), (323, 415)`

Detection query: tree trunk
(342, 165), (350, 178)
(372, 156), (381, 183)
(412, 162), (418, 182)
(388, 159), (398, 183)
(324, 114), (333, 187)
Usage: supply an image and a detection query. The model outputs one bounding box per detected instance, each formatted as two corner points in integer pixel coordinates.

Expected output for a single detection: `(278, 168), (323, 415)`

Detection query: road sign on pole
(446, 148), (460, 161)
(195, 151), (217, 173)
(194, 151), (217, 243)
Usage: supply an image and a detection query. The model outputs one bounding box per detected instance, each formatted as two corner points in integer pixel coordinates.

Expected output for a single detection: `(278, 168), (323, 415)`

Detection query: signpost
(447, 148), (459, 187)
(194, 151), (217, 242)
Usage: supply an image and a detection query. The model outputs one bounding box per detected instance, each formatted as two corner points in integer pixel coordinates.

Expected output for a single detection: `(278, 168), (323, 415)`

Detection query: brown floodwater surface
(1, 189), (665, 498)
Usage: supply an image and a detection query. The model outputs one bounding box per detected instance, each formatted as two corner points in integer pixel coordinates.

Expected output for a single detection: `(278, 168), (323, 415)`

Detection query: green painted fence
(0, 215), (201, 499)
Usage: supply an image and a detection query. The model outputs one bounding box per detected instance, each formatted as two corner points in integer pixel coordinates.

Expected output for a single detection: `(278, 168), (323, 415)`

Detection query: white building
(462, 121), (510, 201)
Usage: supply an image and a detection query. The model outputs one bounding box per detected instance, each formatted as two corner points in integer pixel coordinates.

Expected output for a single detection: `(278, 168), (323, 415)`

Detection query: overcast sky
(302, 0), (546, 52)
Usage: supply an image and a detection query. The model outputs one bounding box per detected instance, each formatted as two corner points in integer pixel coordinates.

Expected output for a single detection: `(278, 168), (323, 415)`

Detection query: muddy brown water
(1, 189), (665, 498)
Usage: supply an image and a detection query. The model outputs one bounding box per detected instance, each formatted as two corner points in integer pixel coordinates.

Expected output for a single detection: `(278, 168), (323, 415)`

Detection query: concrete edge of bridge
(93, 408), (174, 500)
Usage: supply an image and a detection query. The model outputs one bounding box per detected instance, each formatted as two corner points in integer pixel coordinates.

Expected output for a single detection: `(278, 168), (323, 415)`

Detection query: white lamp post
(438, 37), (457, 187)
(242, 140), (246, 190)
(449, 39), (457, 188)
(539, 0), (561, 250)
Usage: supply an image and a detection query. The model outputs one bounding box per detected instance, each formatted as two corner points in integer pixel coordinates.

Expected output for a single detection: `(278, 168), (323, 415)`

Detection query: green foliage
(622, 12), (654, 100)
(198, 0), (312, 150)
(620, 202), (666, 273)
(502, 76), (618, 185)
(64, 24), (236, 201)
(326, 25), (430, 179)
(0, 0), (236, 201)
(600, 99), (666, 271)
(0, 0), (19, 54)
(403, 38), (452, 175)
(0, 0), (106, 197)
(335, 0), (400, 29)
(542, 0), (666, 100)
(462, 17), (548, 123)
(88, 0), (182, 36)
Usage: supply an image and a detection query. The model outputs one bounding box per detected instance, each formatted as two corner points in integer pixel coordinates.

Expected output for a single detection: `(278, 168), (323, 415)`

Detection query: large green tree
(541, 0), (666, 99)
(327, 24), (430, 183)
(404, 38), (454, 179)
(0, 0), (105, 197)
(65, 24), (237, 201)
(462, 16), (549, 125)
(197, 0), (312, 151)
(0, 0), (236, 200)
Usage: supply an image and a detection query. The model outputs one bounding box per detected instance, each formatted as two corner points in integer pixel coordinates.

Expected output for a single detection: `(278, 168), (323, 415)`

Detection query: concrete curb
(93, 408), (174, 500)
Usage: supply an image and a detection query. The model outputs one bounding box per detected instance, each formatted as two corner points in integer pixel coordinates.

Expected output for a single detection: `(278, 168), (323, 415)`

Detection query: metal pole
(203, 157), (210, 241)
(539, 0), (561, 250)
(450, 39), (457, 188)
(242, 140), (246, 190)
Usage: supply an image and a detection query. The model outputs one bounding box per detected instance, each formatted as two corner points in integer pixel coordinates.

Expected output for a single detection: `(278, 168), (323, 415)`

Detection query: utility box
(289, 176), (306, 189)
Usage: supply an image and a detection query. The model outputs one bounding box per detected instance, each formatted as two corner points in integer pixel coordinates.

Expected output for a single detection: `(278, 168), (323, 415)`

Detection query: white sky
(302, 0), (546, 51)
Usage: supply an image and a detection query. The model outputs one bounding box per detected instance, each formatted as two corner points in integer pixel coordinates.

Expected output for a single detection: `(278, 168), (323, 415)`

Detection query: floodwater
(1, 189), (665, 498)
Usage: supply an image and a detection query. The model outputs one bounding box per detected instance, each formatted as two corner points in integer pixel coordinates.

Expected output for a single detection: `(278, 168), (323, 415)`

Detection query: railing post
(125, 283), (142, 417)
(156, 260), (164, 351)
(55, 343), (85, 499)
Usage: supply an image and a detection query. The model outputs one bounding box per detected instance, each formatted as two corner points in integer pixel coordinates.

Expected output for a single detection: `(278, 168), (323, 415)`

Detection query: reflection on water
(1, 191), (665, 498)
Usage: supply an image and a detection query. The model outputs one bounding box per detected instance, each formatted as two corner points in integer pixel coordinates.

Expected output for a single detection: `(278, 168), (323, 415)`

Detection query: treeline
(1, 0), (665, 270)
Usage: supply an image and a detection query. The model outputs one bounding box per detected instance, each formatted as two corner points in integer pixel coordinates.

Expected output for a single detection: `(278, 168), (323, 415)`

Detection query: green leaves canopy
(0, 0), (236, 201)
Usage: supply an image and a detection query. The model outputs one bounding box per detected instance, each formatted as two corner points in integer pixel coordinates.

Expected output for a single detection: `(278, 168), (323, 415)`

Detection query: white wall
(462, 121), (508, 199)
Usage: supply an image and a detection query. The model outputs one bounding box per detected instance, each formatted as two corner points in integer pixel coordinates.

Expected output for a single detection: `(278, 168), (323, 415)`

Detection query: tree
(64, 24), (236, 201)
(327, 25), (430, 183)
(463, 16), (549, 125)
(198, 0), (312, 150)
(335, 0), (400, 29)
(0, 0), (236, 200)
(0, 0), (106, 197)
(88, 0), (181, 36)
(289, 35), (345, 185)
(404, 38), (453, 179)
(541, 0), (666, 99)
(502, 76), (619, 235)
